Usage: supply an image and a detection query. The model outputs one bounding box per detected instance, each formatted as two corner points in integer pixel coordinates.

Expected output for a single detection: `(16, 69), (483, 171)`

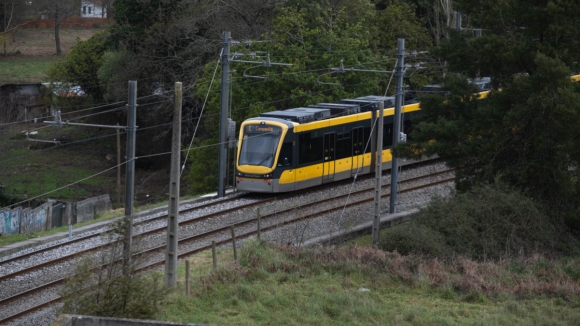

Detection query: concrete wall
(0, 207), (21, 235)
(20, 203), (49, 233)
(3, 194), (111, 234)
(76, 194), (112, 223)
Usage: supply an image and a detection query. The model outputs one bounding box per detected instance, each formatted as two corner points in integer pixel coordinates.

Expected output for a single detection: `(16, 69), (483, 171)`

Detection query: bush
(380, 183), (579, 260)
(60, 221), (168, 319)
(380, 223), (450, 257)
(0, 186), (21, 207)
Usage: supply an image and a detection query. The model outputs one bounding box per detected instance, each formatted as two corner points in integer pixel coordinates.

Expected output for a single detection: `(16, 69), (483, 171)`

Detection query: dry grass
(0, 27), (102, 84)
(159, 241), (580, 325)
(278, 244), (580, 299)
(5, 27), (100, 56)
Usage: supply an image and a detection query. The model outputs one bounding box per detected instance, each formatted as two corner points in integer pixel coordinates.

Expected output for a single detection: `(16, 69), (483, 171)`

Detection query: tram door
(351, 127), (364, 176)
(322, 132), (335, 182)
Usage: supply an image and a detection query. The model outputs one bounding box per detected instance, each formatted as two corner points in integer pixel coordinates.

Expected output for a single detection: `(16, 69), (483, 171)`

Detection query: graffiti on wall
(0, 208), (7, 234)
(2, 194), (111, 235)
(20, 204), (48, 233)
(9, 207), (21, 234)
(0, 207), (22, 235)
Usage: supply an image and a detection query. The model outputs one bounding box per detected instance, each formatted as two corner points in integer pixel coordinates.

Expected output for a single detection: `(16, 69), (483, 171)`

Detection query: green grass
(0, 146), (107, 200)
(0, 27), (102, 84)
(0, 57), (56, 84)
(153, 242), (580, 326)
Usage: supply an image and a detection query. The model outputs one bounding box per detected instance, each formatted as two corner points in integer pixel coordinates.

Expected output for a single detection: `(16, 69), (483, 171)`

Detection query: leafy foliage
(372, 1), (432, 54)
(396, 54), (580, 222)
(380, 183), (579, 260)
(185, 3), (387, 193)
(0, 186), (21, 207)
(46, 32), (110, 99)
(97, 49), (137, 102)
(396, 0), (580, 230)
(442, 0), (580, 84)
(60, 220), (168, 318)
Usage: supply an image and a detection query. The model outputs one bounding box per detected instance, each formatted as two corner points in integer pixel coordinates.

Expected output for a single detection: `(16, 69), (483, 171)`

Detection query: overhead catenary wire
(181, 50), (222, 176)
(3, 59), (430, 163)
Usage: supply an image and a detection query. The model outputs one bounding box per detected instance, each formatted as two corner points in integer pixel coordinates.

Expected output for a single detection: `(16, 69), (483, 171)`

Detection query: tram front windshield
(239, 125), (282, 168)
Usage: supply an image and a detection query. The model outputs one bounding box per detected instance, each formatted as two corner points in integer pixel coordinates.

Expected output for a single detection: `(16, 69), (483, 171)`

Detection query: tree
(393, 0), (580, 230)
(185, 2), (384, 194)
(47, 31), (109, 98)
(37, 0), (81, 54)
(0, 0), (27, 55)
(395, 55), (580, 225)
(439, 0), (580, 84)
(184, 0), (438, 194)
(372, 2), (432, 55)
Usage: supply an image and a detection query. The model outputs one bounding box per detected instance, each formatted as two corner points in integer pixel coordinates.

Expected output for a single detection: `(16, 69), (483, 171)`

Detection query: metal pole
(390, 39), (405, 214)
(123, 80), (137, 276)
(372, 101), (385, 247)
(165, 82), (182, 287)
(455, 11), (462, 30)
(218, 31), (231, 198)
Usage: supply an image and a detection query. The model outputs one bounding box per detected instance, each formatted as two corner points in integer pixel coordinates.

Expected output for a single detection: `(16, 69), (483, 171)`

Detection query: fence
(0, 194), (112, 235)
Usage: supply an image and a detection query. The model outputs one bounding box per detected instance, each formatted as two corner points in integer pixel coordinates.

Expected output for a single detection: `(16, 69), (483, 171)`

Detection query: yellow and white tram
(235, 96), (422, 193)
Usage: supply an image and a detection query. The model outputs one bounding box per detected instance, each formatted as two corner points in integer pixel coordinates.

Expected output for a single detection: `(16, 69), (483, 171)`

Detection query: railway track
(0, 164), (454, 325)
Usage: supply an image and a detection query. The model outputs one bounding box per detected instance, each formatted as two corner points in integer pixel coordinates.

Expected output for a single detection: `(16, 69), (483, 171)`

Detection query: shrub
(60, 220), (168, 319)
(380, 183), (579, 260)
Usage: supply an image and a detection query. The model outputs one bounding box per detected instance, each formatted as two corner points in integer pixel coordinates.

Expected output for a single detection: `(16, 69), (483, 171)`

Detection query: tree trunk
(55, 18), (61, 55)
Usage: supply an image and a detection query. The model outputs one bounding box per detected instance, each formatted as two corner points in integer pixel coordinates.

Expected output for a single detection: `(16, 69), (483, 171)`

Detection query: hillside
(0, 27), (180, 209)
(0, 28), (100, 84)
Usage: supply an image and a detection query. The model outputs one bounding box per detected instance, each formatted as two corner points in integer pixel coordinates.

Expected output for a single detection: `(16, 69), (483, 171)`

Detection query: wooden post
(185, 260), (190, 297)
(257, 208), (261, 241)
(211, 241), (217, 270)
(230, 225), (238, 262)
(165, 82), (182, 287)
(116, 123), (121, 207)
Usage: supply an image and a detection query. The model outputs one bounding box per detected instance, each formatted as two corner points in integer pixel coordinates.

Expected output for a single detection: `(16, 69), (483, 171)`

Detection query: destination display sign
(244, 124), (281, 135)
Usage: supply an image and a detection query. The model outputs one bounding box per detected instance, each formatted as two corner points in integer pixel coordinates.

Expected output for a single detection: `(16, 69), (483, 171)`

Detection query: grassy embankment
(0, 28), (111, 208)
(148, 239), (580, 326)
(0, 26), (185, 244)
(147, 186), (580, 325)
(0, 28), (99, 84)
(61, 186), (578, 325)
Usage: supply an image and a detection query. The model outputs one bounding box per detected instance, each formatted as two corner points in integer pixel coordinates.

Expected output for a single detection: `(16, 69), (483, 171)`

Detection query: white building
(80, 0), (107, 18)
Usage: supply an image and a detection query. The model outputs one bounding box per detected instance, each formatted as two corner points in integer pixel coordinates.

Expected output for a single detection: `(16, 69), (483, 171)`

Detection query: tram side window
(277, 142), (293, 166)
(298, 133), (323, 164)
(383, 123), (394, 148)
(335, 133), (352, 159)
